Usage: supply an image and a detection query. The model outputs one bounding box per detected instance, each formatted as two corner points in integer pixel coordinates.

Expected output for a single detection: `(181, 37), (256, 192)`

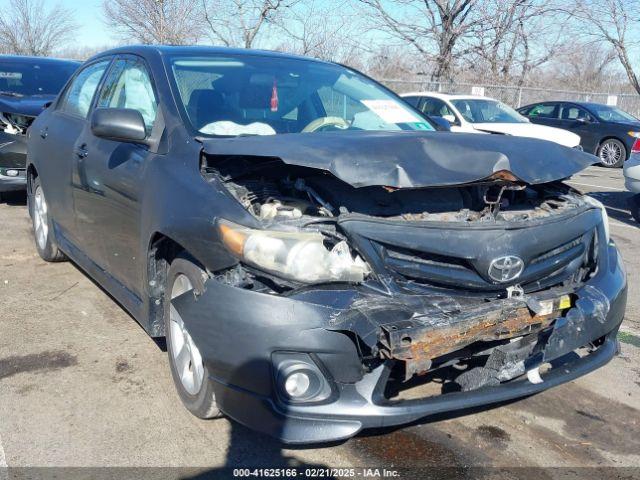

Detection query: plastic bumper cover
(173, 239), (627, 444)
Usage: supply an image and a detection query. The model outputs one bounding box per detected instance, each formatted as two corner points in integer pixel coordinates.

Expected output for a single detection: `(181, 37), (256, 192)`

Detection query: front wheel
(597, 139), (626, 168)
(165, 254), (220, 419)
(29, 177), (66, 262)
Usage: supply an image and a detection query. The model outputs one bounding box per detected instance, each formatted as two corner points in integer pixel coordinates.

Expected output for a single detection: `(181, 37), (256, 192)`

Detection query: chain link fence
(381, 79), (640, 117)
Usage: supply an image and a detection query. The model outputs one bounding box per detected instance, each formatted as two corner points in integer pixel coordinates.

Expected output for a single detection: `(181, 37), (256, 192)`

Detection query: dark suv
(26, 46), (627, 444)
(0, 55), (78, 199)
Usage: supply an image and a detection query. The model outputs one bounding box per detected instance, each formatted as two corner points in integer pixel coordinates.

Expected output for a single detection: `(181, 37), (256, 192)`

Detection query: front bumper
(624, 153), (640, 193)
(0, 131), (27, 192)
(173, 238), (627, 444)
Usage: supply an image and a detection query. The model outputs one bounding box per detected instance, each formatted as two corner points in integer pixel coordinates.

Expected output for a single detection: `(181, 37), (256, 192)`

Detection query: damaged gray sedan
(26, 46), (627, 444)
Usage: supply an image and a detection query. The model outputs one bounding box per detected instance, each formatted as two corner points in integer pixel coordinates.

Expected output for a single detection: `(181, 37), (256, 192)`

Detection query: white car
(401, 92), (582, 148)
(623, 145), (640, 222)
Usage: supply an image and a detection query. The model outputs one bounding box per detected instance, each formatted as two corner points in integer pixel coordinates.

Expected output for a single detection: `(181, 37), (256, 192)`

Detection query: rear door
(72, 55), (159, 297)
(31, 58), (111, 245)
(557, 103), (598, 151)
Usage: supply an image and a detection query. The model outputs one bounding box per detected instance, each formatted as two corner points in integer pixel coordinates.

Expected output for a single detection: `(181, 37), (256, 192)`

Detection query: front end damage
(173, 132), (626, 443)
(0, 112), (32, 192)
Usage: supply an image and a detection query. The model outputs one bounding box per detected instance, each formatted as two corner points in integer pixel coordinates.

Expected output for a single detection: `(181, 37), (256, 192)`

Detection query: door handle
(39, 128), (48, 139)
(74, 145), (88, 158)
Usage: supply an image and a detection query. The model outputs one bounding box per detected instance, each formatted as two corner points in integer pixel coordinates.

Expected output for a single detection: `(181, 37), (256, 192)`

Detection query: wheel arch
(146, 232), (189, 337)
(597, 136), (629, 160)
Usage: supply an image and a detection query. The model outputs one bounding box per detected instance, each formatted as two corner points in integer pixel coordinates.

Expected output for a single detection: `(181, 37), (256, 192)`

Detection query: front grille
(376, 229), (595, 292)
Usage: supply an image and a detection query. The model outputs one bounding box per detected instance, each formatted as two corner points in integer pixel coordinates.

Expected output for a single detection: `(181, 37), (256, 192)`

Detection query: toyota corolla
(26, 46), (627, 444)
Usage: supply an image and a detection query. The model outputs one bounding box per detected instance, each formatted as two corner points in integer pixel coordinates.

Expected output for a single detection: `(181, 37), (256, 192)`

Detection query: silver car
(624, 144), (640, 221)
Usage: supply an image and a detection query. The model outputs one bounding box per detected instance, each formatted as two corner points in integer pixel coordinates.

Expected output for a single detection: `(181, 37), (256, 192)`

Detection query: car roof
(88, 44), (336, 66)
(522, 100), (616, 110)
(0, 54), (80, 65)
(400, 91), (498, 102)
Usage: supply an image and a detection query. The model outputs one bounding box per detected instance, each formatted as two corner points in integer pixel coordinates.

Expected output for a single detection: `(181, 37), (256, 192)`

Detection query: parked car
(27, 46), (626, 444)
(518, 101), (640, 168)
(0, 55), (79, 200)
(623, 139), (640, 222)
(401, 92), (582, 148)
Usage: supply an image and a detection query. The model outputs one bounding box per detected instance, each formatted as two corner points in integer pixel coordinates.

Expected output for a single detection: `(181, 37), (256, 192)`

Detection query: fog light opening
(284, 371), (311, 398)
(5, 169), (19, 177)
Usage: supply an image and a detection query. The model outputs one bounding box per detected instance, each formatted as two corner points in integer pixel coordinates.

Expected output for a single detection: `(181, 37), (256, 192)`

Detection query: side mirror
(429, 115), (452, 131)
(91, 108), (147, 143)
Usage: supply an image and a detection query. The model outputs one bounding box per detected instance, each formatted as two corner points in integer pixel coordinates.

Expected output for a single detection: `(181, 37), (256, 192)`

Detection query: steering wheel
(302, 116), (350, 133)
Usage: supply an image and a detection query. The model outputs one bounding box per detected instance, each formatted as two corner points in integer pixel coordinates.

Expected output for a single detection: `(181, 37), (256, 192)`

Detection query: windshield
(450, 98), (527, 124)
(590, 105), (638, 123)
(0, 60), (78, 97)
(168, 55), (435, 136)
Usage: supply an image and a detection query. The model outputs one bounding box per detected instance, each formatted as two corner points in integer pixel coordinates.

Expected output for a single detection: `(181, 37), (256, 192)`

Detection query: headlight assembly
(585, 196), (610, 243)
(218, 220), (370, 283)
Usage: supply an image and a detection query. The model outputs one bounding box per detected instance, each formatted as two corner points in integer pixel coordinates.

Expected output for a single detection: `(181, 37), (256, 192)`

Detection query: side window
(528, 103), (558, 119)
(97, 58), (158, 132)
(402, 96), (421, 107)
(561, 105), (592, 121)
(59, 60), (110, 118)
(420, 98), (455, 118)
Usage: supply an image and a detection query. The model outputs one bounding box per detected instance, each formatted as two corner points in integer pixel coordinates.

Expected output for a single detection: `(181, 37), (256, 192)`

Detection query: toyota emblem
(488, 255), (525, 283)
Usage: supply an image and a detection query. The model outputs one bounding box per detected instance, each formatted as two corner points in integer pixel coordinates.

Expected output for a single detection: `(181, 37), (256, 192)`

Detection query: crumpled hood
(472, 122), (581, 148)
(0, 94), (56, 116)
(201, 130), (596, 188)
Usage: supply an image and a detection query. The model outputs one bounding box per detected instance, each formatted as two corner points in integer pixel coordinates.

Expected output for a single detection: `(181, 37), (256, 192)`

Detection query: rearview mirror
(91, 108), (147, 143)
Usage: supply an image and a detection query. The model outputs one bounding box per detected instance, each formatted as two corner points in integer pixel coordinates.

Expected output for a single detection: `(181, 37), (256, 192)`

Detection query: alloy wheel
(599, 140), (623, 166)
(33, 186), (49, 251)
(169, 274), (205, 395)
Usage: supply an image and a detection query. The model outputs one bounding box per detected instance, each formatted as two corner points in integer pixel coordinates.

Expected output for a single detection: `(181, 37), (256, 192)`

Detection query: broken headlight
(218, 220), (370, 283)
(584, 196), (610, 243)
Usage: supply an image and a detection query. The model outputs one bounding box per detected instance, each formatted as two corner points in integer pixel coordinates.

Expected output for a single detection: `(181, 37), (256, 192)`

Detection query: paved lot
(0, 165), (639, 478)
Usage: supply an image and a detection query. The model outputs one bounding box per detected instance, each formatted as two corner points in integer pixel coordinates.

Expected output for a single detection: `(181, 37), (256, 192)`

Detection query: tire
(597, 139), (626, 168)
(29, 177), (66, 262)
(165, 253), (220, 419)
(630, 194), (640, 223)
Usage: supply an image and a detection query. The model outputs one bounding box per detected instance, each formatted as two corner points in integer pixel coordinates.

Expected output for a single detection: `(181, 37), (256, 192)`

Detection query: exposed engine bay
(205, 155), (588, 224)
(0, 112), (34, 135)
(201, 146), (603, 393)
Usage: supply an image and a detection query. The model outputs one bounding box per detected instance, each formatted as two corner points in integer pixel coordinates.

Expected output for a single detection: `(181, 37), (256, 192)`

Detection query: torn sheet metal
(201, 130), (596, 188)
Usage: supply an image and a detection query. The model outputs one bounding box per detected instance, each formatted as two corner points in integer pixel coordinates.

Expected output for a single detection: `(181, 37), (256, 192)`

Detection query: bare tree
(358, 0), (485, 82)
(0, 0), (77, 56)
(102, 0), (204, 45)
(572, 0), (640, 95)
(469, 0), (570, 85)
(202, 0), (298, 48)
(274, 0), (362, 62)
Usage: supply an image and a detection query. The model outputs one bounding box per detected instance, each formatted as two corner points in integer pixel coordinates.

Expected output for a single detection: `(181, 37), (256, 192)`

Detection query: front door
(72, 56), (159, 298)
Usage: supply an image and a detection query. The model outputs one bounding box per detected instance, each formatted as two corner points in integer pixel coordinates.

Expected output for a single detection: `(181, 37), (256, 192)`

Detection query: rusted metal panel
(378, 297), (568, 378)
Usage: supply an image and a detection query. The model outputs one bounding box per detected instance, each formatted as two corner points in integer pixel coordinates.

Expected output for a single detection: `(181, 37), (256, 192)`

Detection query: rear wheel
(165, 254), (220, 419)
(597, 139), (626, 168)
(29, 177), (66, 262)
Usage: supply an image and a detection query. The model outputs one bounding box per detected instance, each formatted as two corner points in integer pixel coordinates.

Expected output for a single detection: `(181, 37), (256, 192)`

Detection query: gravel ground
(0, 165), (638, 479)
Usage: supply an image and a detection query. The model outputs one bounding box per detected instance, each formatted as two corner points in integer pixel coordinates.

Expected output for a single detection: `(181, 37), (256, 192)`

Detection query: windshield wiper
(0, 91), (23, 98)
